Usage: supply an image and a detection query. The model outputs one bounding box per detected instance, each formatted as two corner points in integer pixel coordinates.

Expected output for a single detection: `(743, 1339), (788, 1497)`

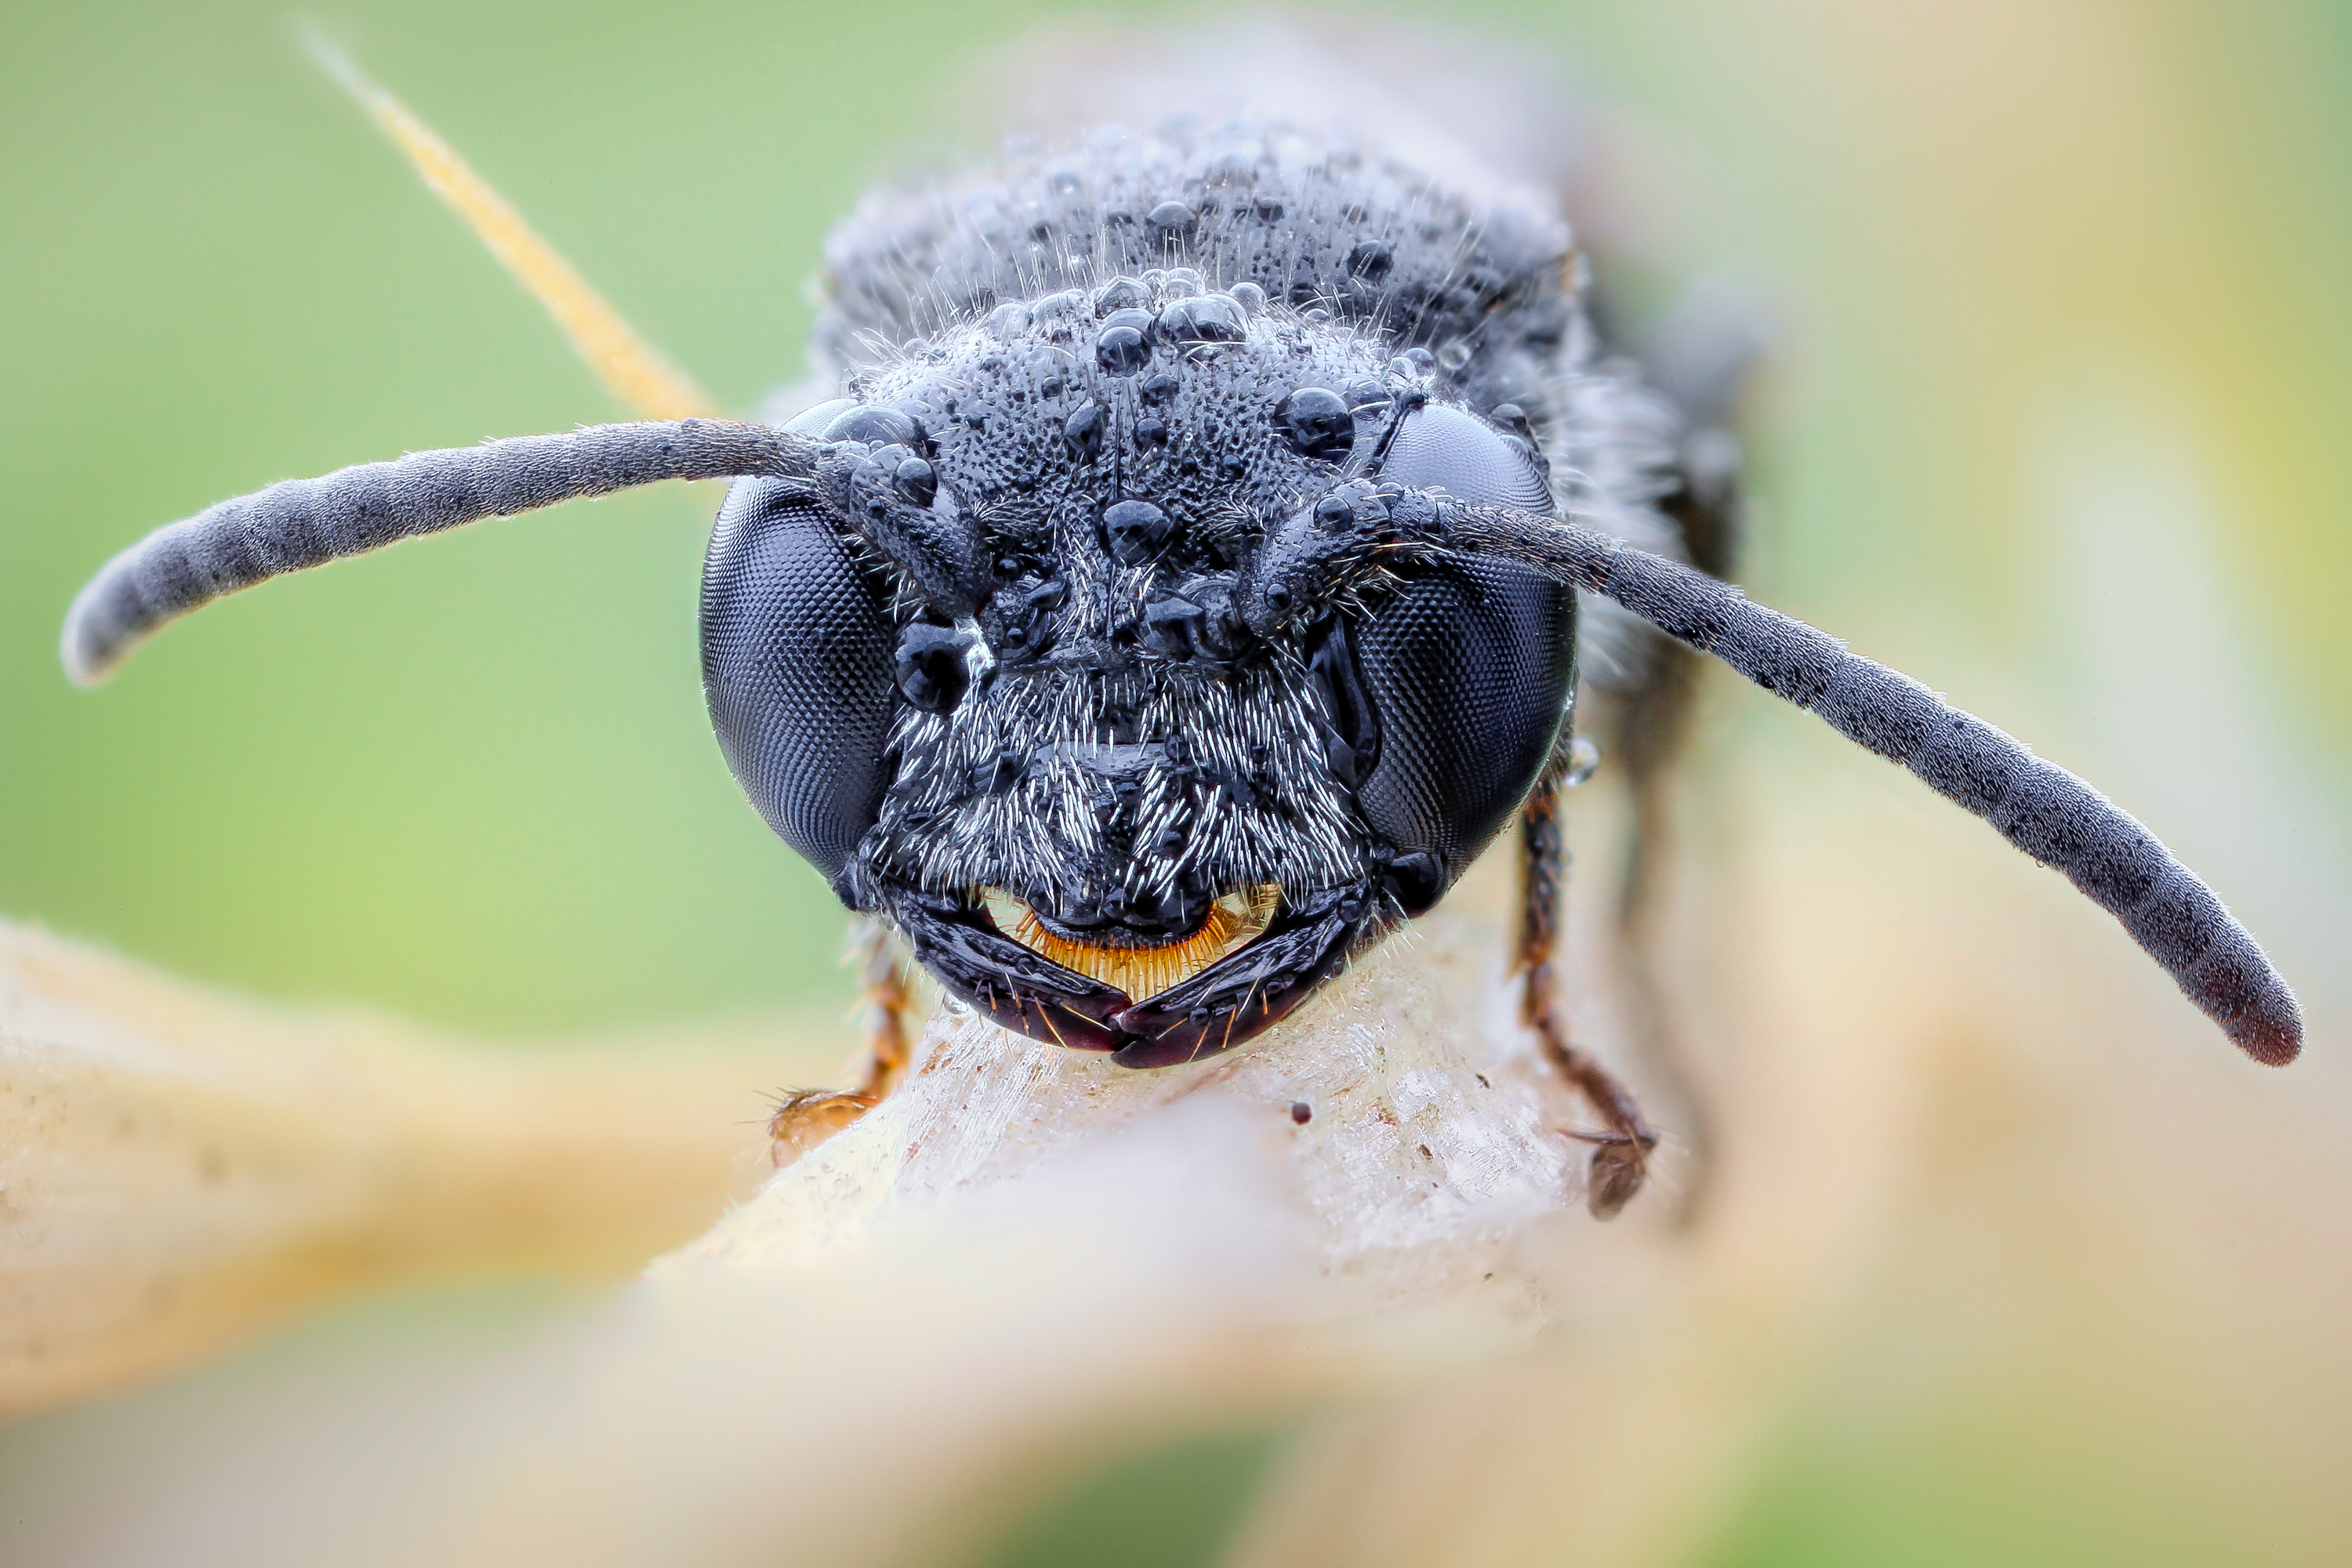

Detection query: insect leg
(1516, 762), (1660, 1220)
(767, 920), (920, 1166)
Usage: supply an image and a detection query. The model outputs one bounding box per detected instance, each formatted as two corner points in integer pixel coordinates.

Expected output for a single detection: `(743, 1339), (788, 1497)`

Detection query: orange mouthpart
(980, 886), (1280, 1001)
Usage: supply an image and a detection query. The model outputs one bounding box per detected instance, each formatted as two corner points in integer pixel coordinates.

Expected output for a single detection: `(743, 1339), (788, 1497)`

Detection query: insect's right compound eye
(700, 477), (898, 896)
(1342, 404), (1575, 899)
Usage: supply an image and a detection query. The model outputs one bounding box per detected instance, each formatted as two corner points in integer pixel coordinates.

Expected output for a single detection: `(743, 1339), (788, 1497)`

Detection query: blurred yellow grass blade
(304, 28), (718, 422)
(0, 920), (840, 1419)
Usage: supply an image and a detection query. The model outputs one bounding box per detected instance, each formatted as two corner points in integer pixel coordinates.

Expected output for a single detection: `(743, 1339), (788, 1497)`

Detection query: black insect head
(702, 278), (1575, 1066)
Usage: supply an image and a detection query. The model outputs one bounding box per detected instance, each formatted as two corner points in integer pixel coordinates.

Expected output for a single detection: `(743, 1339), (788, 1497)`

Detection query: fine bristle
(302, 26), (715, 423)
(981, 887), (1280, 1001)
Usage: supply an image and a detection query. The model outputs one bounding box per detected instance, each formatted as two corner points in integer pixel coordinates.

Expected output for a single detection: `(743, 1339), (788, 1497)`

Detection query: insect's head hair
(801, 274), (1415, 924)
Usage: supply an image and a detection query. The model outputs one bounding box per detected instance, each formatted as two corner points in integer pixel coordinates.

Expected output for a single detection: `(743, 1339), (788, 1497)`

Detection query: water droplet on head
(894, 456), (937, 506)
(1345, 241), (1393, 282)
(1147, 200), (1196, 236)
(1062, 401), (1103, 461)
(1093, 276), (1150, 315)
(984, 302), (1031, 340)
(822, 405), (921, 447)
(1157, 295), (1247, 350)
(1275, 387), (1354, 460)
(1094, 308), (1155, 376)
(1388, 348), (1436, 382)
(1031, 289), (1090, 325)
(1100, 499), (1174, 565)
(1229, 281), (1267, 314)
(1437, 339), (1472, 372)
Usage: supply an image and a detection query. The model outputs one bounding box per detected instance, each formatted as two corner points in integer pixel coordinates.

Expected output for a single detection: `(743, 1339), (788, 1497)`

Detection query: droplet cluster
(817, 117), (1577, 435)
(818, 263), (1432, 933)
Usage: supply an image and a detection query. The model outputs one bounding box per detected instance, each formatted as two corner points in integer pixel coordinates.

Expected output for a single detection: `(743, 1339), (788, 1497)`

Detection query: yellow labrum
(981, 886), (1280, 1002)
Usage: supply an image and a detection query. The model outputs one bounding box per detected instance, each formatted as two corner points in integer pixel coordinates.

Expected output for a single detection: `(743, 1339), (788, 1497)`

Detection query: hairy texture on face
(808, 114), (1687, 697)
(876, 655), (1363, 914)
(844, 300), (1388, 925)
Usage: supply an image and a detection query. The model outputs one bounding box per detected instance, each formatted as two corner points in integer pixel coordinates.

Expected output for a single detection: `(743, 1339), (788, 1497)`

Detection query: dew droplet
(1031, 289), (1090, 324)
(1388, 347), (1436, 381)
(1437, 339), (1472, 372)
(1157, 294), (1247, 350)
(1562, 735), (1602, 789)
(1274, 387), (1354, 461)
(1345, 241), (1393, 281)
(1094, 309), (1154, 376)
(894, 456), (937, 506)
(984, 301), (1031, 340)
(1062, 401), (1104, 461)
(1101, 499), (1174, 564)
(821, 405), (920, 447)
(1093, 276), (1149, 315)
(1147, 199), (1196, 235)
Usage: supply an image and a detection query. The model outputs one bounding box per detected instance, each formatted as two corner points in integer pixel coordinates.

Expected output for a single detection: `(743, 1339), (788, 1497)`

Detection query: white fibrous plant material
(670, 885), (1584, 1323)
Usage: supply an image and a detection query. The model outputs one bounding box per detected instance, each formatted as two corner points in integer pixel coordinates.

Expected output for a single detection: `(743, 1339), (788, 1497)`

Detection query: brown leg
(1518, 769), (1660, 1219)
(768, 920), (918, 1166)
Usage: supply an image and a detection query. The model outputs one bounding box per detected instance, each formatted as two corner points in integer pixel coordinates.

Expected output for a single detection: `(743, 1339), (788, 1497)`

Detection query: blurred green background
(4, 0), (2348, 1563)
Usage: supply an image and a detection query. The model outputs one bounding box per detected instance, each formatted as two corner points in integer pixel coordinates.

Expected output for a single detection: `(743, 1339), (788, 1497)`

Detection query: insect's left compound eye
(700, 477), (898, 896)
(1338, 405), (1575, 909)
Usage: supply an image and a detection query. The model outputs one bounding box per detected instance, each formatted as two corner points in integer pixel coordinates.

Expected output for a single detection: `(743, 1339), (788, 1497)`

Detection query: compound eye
(1340, 403), (1573, 891)
(700, 478), (898, 891)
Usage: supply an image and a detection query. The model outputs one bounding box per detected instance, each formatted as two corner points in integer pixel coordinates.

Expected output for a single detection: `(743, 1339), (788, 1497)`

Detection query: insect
(59, 42), (2301, 1219)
